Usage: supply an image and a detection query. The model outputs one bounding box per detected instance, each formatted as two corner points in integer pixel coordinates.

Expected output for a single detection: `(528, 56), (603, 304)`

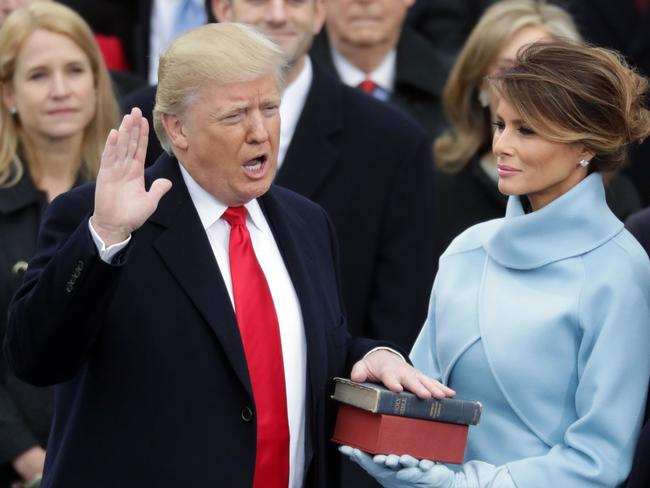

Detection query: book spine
(375, 392), (481, 425)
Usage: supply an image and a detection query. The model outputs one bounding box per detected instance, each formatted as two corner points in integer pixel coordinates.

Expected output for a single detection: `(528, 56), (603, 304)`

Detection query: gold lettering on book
(393, 397), (407, 415)
(429, 403), (442, 419)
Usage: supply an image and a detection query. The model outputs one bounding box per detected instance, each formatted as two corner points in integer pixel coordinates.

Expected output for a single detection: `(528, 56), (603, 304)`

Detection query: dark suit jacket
(310, 28), (450, 137)
(123, 65), (436, 353)
(275, 65), (436, 351)
(4, 154), (380, 487)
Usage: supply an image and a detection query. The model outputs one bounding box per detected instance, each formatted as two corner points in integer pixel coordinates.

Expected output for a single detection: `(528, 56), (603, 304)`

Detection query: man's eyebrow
(215, 102), (250, 116)
(260, 96), (281, 104)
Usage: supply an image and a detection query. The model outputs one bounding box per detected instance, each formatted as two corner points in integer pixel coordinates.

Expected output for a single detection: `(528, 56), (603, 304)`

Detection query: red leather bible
(332, 403), (469, 464)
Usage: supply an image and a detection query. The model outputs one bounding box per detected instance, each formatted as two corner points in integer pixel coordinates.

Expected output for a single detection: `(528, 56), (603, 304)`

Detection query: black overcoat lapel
(145, 154), (252, 397)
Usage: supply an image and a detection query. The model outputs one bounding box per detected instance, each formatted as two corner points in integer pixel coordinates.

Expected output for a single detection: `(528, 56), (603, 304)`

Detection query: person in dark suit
(4, 23), (451, 487)
(309, 0), (449, 137)
(128, 0), (436, 355)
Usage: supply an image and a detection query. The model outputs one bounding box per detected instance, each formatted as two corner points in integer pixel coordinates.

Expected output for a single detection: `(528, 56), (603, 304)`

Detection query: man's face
(212, 0), (325, 67)
(170, 74), (281, 206)
(324, 0), (414, 49)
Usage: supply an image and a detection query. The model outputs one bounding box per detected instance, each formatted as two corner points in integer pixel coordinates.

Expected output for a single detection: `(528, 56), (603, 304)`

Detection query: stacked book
(330, 377), (482, 464)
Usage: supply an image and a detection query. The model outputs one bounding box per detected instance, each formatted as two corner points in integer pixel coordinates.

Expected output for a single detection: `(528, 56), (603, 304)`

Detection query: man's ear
(312, 0), (326, 35)
(162, 113), (189, 151)
(211, 0), (233, 22)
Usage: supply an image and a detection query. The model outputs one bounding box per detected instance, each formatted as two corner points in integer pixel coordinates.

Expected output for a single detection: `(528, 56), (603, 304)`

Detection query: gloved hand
(340, 449), (516, 488)
(391, 455), (455, 488)
(394, 456), (516, 488)
(339, 447), (456, 488)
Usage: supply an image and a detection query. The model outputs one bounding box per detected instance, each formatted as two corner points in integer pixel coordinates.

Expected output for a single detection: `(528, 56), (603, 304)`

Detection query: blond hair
(434, 0), (580, 173)
(153, 22), (287, 153)
(491, 40), (650, 172)
(0, 2), (119, 187)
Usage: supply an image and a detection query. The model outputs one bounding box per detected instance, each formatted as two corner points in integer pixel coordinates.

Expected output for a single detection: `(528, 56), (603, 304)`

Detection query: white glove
(340, 447), (516, 488)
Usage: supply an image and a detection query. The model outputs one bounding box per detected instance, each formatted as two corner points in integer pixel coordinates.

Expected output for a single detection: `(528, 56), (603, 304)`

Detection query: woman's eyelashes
(492, 119), (536, 136)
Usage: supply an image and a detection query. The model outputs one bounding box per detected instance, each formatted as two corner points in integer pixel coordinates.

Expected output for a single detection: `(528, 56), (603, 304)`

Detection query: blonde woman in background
(0, 3), (118, 486)
(431, 0), (641, 261)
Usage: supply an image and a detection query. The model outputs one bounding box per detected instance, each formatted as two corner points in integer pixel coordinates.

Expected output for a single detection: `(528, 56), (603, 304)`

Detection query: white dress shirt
(278, 57), (313, 168)
(331, 46), (396, 101)
(89, 163), (307, 487)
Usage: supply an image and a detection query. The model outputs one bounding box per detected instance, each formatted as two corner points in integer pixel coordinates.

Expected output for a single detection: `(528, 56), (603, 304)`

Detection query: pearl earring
(9, 107), (16, 115)
(579, 159), (590, 168)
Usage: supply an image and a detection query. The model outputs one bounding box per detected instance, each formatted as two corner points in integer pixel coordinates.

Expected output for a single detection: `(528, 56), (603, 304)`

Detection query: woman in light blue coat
(342, 40), (650, 488)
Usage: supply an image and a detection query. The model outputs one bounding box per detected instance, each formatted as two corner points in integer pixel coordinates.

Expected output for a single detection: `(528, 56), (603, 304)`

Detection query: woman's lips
(46, 108), (79, 115)
(497, 164), (522, 176)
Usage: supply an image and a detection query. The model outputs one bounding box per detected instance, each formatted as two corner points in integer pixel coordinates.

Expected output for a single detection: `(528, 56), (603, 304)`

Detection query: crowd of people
(0, 1), (648, 487)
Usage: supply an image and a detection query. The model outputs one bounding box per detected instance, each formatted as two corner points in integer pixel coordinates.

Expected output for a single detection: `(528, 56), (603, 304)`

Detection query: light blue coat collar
(485, 173), (623, 270)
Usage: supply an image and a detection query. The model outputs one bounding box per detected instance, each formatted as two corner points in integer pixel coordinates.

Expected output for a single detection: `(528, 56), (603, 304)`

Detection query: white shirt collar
(330, 46), (396, 92)
(178, 162), (266, 232)
(278, 56), (313, 167)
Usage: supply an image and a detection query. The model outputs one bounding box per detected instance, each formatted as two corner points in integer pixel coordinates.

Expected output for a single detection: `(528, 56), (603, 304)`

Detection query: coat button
(12, 261), (28, 276)
(240, 407), (253, 422)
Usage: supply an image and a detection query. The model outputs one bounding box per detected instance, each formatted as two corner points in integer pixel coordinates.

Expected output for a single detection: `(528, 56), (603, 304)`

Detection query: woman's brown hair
(490, 40), (650, 173)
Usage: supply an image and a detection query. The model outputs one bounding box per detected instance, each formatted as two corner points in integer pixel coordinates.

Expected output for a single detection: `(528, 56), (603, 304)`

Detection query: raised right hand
(91, 108), (172, 246)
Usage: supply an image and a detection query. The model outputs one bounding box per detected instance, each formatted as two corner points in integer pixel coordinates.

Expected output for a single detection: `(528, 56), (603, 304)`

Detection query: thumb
(350, 359), (370, 382)
(148, 178), (172, 205)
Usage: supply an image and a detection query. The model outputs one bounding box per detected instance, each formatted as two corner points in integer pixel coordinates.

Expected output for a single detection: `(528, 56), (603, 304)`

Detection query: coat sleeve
(4, 188), (125, 386)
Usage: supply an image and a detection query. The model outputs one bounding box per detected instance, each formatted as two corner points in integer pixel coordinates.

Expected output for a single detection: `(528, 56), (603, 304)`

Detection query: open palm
(91, 108), (172, 246)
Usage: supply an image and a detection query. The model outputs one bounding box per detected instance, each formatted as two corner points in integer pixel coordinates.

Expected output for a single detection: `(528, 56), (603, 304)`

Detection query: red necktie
(358, 79), (379, 95)
(222, 206), (289, 488)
